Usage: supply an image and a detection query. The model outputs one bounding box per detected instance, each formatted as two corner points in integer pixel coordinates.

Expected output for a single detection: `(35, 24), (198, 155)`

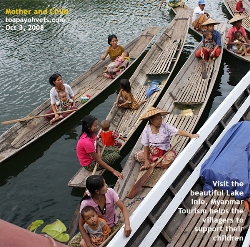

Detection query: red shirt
(236, 1), (243, 11)
(99, 130), (116, 146)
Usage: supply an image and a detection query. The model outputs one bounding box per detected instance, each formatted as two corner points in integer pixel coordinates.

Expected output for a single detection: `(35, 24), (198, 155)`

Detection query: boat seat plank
(147, 40), (180, 75)
(68, 167), (105, 187)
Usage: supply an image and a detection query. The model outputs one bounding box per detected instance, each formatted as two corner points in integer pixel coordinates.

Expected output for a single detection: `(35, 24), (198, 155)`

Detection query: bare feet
(49, 115), (63, 124)
(245, 53), (250, 56)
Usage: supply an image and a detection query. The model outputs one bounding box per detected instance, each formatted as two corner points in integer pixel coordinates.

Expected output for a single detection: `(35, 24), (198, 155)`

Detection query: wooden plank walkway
(168, 191), (247, 247)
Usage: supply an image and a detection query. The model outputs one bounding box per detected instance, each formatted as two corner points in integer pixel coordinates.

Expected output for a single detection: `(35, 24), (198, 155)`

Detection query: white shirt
(192, 6), (205, 22)
(49, 84), (74, 105)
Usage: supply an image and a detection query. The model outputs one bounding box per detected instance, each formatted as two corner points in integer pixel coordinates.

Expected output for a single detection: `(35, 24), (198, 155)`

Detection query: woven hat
(201, 18), (220, 26)
(228, 15), (245, 24)
(139, 107), (169, 120)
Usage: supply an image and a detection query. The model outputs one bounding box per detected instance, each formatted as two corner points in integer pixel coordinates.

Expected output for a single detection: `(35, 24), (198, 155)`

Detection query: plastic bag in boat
(146, 82), (160, 98)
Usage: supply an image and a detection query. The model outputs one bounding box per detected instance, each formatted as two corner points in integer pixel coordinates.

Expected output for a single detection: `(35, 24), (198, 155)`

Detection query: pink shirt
(76, 133), (96, 166)
(141, 122), (178, 151)
(227, 26), (247, 43)
(80, 188), (119, 227)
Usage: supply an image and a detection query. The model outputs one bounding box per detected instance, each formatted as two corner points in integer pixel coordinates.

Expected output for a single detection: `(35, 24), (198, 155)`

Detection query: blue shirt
(202, 30), (221, 47)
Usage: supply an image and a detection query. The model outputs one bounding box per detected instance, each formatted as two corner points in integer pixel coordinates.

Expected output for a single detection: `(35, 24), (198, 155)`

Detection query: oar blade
(126, 167), (154, 199)
(201, 60), (207, 79)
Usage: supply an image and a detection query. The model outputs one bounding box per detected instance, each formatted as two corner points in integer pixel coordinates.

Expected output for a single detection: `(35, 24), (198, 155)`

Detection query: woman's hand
(114, 101), (118, 106)
(190, 133), (199, 139)
(140, 159), (151, 170)
(113, 170), (123, 179)
(124, 224), (132, 237)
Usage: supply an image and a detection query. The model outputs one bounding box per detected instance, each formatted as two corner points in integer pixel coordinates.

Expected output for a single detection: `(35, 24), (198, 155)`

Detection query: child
(103, 51), (130, 79)
(114, 79), (146, 110)
(232, 31), (250, 55)
(50, 91), (74, 124)
(98, 120), (126, 148)
(101, 34), (124, 61)
(236, 0), (245, 13)
(81, 206), (111, 247)
(201, 30), (217, 61)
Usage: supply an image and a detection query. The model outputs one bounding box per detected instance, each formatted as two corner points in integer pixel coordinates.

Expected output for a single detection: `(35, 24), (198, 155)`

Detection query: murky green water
(0, 0), (249, 231)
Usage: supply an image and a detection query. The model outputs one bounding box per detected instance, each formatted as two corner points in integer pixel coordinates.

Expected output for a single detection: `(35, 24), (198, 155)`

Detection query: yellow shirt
(108, 45), (124, 61)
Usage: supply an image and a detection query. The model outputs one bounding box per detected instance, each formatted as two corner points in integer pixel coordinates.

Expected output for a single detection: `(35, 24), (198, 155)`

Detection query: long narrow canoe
(0, 26), (161, 164)
(223, 0), (250, 32)
(173, 4), (250, 62)
(108, 71), (250, 247)
(106, 23), (227, 246)
(68, 7), (191, 188)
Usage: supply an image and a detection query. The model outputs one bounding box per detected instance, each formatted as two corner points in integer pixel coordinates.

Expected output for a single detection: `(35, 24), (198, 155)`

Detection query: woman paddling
(44, 73), (77, 123)
(135, 107), (199, 170)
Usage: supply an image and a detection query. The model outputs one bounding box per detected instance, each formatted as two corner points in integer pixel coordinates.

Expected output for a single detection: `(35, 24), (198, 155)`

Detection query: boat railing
(107, 71), (250, 246)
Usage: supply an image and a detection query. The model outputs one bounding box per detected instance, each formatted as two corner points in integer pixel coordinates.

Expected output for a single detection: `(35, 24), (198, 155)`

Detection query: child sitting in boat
(80, 206), (111, 247)
(114, 79), (146, 110)
(195, 18), (222, 61)
(50, 91), (74, 124)
(98, 120), (126, 148)
(236, 0), (245, 13)
(103, 51), (130, 79)
(231, 31), (250, 56)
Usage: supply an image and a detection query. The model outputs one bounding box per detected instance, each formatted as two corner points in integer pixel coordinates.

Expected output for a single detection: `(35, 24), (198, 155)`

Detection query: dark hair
(234, 31), (242, 40)
(80, 175), (105, 202)
(120, 79), (131, 93)
(80, 115), (98, 138)
(108, 34), (117, 45)
(81, 206), (96, 219)
(49, 73), (61, 86)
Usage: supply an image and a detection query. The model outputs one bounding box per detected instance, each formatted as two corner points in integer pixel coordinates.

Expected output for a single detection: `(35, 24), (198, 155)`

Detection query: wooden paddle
(92, 145), (106, 175)
(1, 109), (78, 125)
(201, 60), (208, 79)
(126, 140), (180, 199)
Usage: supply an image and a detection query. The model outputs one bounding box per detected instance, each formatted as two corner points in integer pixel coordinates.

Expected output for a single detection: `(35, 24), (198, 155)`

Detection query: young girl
(98, 120), (126, 148)
(101, 34), (124, 61)
(81, 206), (111, 247)
(232, 31), (250, 56)
(114, 79), (146, 110)
(76, 115), (123, 179)
(77, 175), (132, 247)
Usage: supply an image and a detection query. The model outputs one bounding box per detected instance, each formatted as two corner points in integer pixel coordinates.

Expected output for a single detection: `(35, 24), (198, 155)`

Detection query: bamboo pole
(1, 109), (78, 125)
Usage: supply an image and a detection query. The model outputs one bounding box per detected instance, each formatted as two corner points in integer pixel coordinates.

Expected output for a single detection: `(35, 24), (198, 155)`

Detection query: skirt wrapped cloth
(134, 146), (176, 169)
(192, 14), (208, 31)
(84, 146), (121, 172)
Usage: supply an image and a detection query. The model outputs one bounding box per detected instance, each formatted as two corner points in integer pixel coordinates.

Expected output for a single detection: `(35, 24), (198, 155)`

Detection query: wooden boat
(0, 26), (161, 164)
(223, 0), (250, 32)
(67, 23), (226, 245)
(68, 7), (191, 188)
(108, 67), (250, 247)
(173, 5), (250, 62)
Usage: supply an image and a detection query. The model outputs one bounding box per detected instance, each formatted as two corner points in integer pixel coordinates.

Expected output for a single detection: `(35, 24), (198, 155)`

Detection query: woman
(76, 115), (123, 179)
(135, 107), (199, 170)
(68, 175), (131, 247)
(227, 15), (250, 52)
(44, 73), (77, 123)
(101, 34), (124, 61)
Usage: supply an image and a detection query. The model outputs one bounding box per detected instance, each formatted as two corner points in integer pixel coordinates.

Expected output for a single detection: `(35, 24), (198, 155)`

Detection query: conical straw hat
(139, 107), (169, 120)
(228, 15), (245, 24)
(201, 18), (220, 26)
